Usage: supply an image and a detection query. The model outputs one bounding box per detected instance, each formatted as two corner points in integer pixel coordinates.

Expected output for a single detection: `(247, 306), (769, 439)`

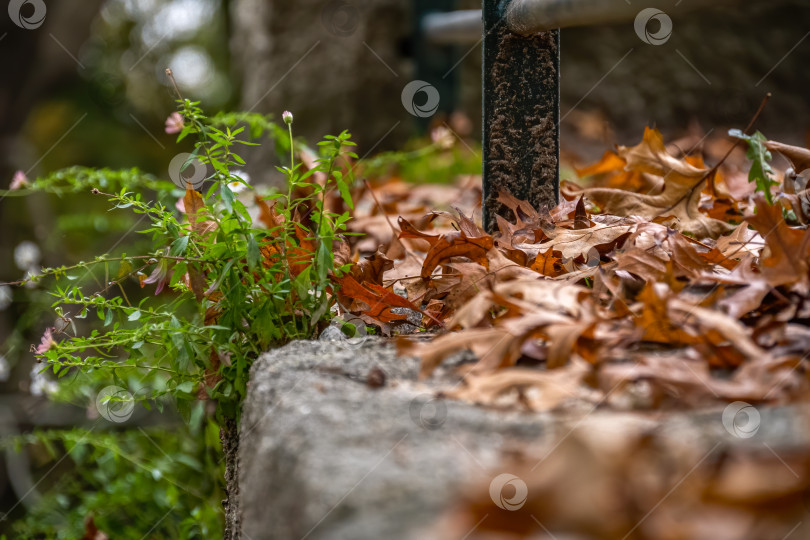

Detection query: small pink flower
(10, 171), (28, 190)
(142, 258), (171, 295)
(165, 112), (184, 135)
(430, 126), (454, 149)
(35, 327), (56, 354)
(282, 111), (293, 125)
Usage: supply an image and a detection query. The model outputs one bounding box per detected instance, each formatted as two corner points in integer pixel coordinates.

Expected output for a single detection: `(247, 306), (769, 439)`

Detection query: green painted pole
(482, 0), (559, 232)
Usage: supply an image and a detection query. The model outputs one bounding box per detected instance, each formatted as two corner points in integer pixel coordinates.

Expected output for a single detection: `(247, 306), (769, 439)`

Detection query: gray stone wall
(558, 1), (810, 147)
(236, 339), (810, 539)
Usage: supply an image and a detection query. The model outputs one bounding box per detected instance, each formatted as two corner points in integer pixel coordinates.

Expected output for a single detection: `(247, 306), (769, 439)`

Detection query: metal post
(483, 0), (559, 232)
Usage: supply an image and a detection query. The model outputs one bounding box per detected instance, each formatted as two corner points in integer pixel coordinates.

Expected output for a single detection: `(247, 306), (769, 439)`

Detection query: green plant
(0, 72), (482, 537)
(360, 137), (481, 184)
(11, 94), (357, 427)
(0, 95), (359, 537)
(5, 423), (223, 539)
(729, 129), (778, 203)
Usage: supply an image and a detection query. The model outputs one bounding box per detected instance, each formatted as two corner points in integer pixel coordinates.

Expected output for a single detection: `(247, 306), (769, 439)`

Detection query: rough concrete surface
(239, 338), (550, 540)
(238, 338), (810, 540)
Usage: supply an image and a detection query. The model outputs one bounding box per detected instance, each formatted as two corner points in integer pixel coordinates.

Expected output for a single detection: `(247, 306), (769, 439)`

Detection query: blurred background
(0, 0), (809, 536)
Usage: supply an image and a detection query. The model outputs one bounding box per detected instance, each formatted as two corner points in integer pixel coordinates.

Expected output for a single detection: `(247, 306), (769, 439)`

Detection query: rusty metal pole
(482, 0), (560, 232)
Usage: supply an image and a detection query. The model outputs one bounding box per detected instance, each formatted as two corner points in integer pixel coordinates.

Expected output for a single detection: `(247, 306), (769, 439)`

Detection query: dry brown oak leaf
(561, 127), (733, 239)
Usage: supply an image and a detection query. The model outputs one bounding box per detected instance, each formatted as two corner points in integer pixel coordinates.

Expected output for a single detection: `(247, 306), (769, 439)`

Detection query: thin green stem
(1, 254), (209, 287)
(53, 359), (185, 375)
(288, 124), (295, 171)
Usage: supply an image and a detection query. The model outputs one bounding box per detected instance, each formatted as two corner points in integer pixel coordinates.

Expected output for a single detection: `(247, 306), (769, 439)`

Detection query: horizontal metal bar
(422, 9), (482, 45)
(504, 0), (733, 34)
(422, 0), (736, 44)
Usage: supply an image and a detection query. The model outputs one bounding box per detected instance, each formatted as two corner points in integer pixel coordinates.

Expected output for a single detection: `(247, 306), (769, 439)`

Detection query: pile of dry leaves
(315, 125), (810, 540)
(335, 126), (810, 413)
(427, 415), (810, 540)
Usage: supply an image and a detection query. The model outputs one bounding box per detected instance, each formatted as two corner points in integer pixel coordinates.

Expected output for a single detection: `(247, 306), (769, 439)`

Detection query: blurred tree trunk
(0, 0), (104, 177)
(0, 0), (104, 348)
(229, 0), (413, 188)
